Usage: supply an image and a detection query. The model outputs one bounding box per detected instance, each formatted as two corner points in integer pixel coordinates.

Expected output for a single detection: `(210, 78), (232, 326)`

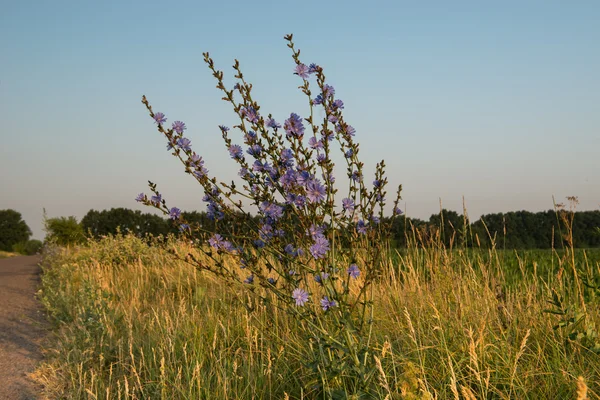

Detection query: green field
(391, 247), (600, 288)
(35, 235), (599, 399)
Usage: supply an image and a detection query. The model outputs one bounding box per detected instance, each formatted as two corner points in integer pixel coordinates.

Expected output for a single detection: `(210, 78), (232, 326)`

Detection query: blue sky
(1, 1), (599, 239)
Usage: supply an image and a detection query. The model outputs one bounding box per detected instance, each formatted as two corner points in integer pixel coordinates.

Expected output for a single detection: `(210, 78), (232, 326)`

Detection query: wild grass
(35, 234), (599, 399)
(0, 250), (18, 259)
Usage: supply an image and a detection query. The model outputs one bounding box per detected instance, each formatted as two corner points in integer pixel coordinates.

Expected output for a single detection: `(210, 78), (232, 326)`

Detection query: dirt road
(0, 255), (46, 400)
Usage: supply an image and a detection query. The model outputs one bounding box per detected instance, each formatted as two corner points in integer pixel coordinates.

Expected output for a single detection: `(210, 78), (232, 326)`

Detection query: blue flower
(294, 63), (310, 79)
(308, 137), (323, 150)
(169, 207), (181, 220)
(193, 166), (208, 179)
(280, 148), (294, 167)
(259, 223), (274, 241)
(314, 272), (329, 284)
(294, 195), (306, 208)
(253, 239), (265, 249)
(204, 196), (223, 220)
(337, 123), (357, 137)
(244, 275), (254, 284)
(308, 63), (319, 74)
(284, 244), (295, 255)
(219, 125), (230, 132)
(206, 204), (223, 220)
(153, 112), (166, 125)
(247, 144), (262, 157)
(150, 194), (162, 206)
(166, 138), (177, 150)
(190, 154), (208, 178)
(279, 169), (297, 188)
(189, 153), (203, 167)
(305, 179), (326, 204)
(394, 207), (404, 215)
(284, 244), (301, 258)
(284, 113), (305, 138)
(135, 193), (145, 202)
(292, 288), (309, 306)
(347, 264), (360, 279)
(307, 224), (325, 239)
(296, 170), (312, 187)
(342, 198), (355, 214)
(263, 162), (276, 177)
(208, 234), (225, 249)
(320, 296), (338, 311)
(267, 277), (276, 285)
(176, 137), (192, 152)
(207, 234), (233, 251)
(323, 84), (335, 98)
(310, 235), (330, 259)
(260, 202), (284, 220)
(228, 144), (243, 160)
(252, 160), (264, 172)
(172, 121), (186, 134)
(357, 220), (368, 235)
(242, 106), (259, 123)
(316, 153), (326, 163)
(332, 99), (344, 110)
(321, 130), (334, 142)
(285, 193), (296, 205)
(345, 149), (354, 158)
(266, 118), (281, 129)
(244, 130), (257, 143)
(373, 180), (381, 188)
(178, 223), (190, 232)
(313, 94), (324, 105)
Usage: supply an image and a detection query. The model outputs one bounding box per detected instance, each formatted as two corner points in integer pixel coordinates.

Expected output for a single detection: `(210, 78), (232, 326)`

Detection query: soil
(0, 255), (46, 400)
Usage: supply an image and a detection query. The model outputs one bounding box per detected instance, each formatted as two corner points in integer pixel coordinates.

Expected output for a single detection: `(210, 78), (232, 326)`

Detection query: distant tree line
(80, 208), (262, 243)
(77, 207), (600, 249)
(5, 207), (595, 250)
(388, 209), (600, 249)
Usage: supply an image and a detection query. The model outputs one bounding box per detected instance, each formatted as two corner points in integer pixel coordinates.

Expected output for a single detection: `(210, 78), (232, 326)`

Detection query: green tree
(428, 209), (467, 247)
(81, 208), (170, 238)
(0, 209), (32, 251)
(45, 216), (85, 246)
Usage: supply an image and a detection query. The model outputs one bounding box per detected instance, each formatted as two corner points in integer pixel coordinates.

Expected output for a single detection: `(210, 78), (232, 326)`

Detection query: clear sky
(1, 0), (599, 240)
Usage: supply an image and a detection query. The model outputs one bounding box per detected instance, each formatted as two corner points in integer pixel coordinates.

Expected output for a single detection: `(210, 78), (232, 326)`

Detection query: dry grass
(35, 235), (600, 399)
(0, 250), (19, 259)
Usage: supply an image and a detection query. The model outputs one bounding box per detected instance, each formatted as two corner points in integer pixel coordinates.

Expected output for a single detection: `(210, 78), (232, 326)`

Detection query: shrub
(137, 34), (403, 396)
(45, 216), (85, 246)
(13, 239), (43, 255)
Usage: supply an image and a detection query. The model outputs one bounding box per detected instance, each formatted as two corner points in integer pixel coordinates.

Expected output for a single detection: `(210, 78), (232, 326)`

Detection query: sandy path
(0, 255), (46, 400)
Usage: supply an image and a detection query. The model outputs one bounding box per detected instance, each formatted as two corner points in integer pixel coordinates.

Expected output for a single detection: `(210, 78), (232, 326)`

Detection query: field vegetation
(35, 229), (600, 399)
(0, 250), (19, 259)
